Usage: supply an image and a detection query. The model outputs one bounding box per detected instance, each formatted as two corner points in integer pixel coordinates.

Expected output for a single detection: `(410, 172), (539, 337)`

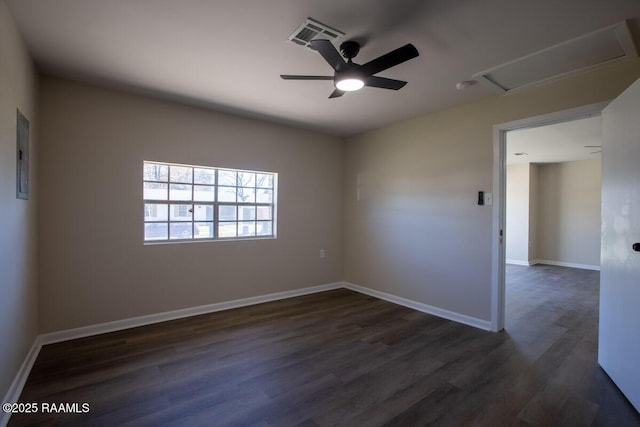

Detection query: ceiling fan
(281, 39), (419, 98)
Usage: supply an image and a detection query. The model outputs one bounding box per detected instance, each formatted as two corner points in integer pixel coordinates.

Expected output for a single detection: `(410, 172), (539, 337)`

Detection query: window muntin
(143, 161), (276, 243)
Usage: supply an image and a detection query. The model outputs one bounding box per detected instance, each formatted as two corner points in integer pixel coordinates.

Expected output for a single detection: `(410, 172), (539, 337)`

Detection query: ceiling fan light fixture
(335, 77), (365, 91)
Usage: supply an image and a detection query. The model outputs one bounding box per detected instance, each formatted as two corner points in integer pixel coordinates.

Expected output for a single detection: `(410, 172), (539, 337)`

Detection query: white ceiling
(506, 116), (602, 165)
(5, 0), (640, 137)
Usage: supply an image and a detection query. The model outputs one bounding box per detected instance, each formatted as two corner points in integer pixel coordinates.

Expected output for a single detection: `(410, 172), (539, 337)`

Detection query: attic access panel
(474, 21), (638, 94)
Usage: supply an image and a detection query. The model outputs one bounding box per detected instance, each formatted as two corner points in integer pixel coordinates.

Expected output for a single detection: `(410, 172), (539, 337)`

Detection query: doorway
(504, 117), (603, 336)
(491, 101), (609, 331)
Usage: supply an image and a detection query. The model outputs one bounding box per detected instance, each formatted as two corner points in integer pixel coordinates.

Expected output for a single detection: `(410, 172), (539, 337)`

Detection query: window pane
(256, 173), (273, 188)
(170, 204), (193, 221)
(144, 182), (168, 200)
(238, 222), (256, 237)
(218, 186), (236, 202)
(143, 161), (276, 243)
(170, 184), (192, 201)
(218, 170), (237, 186)
(145, 222), (168, 240)
(170, 165), (193, 183)
(144, 163), (168, 182)
(194, 168), (215, 185)
(256, 188), (273, 203)
(256, 221), (272, 236)
(238, 206), (256, 220)
(194, 204), (214, 221)
(145, 203), (168, 221)
(219, 222), (237, 238)
(238, 172), (255, 187)
(219, 205), (236, 221)
(194, 222), (214, 239)
(237, 187), (255, 203)
(257, 206), (272, 220)
(194, 185), (215, 202)
(170, 222), (193, 239)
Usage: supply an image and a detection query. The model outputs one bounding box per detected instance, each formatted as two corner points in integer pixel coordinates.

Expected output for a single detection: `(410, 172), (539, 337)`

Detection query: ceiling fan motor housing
(340, 41), (360, 60)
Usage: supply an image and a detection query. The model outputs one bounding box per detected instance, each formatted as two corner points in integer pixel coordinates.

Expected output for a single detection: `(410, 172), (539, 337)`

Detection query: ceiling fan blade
(329, 89), (345, 98)
(280, 75), (334, 80)
(361, 43), (419, 75)
(365, 76), (407, 90)
(310, 39), (346, 72)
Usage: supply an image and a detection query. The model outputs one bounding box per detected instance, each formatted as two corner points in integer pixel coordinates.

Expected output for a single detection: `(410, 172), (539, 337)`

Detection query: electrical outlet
(484, 193), (493, 205)
(320, 249), (326, 259)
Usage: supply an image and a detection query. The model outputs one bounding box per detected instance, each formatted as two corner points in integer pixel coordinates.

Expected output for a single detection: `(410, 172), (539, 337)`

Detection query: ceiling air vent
(474, 21), (638, 94)
(288, 18), (344, 48)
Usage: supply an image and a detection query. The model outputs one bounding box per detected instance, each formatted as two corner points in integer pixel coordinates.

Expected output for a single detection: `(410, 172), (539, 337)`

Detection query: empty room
(2, 0), (640, 425)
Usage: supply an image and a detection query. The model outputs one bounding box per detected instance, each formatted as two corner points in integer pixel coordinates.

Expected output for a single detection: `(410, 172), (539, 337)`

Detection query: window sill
(143, 236), (277, 246)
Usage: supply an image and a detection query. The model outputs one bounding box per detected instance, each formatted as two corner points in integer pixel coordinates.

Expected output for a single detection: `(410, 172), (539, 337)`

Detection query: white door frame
(490, 101), (610, 332)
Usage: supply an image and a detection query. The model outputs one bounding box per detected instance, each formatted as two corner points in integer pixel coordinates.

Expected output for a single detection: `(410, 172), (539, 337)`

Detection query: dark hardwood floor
(9, 265), (640, 426)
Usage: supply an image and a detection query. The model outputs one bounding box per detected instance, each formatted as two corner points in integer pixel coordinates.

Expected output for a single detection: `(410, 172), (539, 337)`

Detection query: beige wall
(506, 160), (600, 268)
(506, 163), (530, 263)
(344, 59), (640, 322)
(537, 159), (601, 267)
(37, 77), (344, 333)
(0, 1), (39, 400)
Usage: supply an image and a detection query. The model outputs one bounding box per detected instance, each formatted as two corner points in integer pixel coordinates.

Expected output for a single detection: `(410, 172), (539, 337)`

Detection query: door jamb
(491, 101), (609, 332)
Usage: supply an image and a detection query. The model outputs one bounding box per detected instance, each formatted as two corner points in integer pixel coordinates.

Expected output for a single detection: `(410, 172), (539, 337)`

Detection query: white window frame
(143, 161), (277, 243)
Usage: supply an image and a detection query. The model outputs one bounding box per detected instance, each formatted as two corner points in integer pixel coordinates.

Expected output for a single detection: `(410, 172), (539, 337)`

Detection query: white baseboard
(343, 282), (492, 331)
(1, 336), (43, 427)
(531, 259), (600, 271)
(40, 280), (492, 345)
(3, 279), (491, 423)
(40, 282), (343, 345)
(506, 259), (531, 266)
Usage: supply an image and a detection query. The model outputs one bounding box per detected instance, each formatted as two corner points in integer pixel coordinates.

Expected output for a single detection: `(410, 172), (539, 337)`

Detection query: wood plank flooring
(9, 265), (640, 426)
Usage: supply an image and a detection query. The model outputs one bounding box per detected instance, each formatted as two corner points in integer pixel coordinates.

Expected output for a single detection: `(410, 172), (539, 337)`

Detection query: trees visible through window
(143, 161), (277, 242)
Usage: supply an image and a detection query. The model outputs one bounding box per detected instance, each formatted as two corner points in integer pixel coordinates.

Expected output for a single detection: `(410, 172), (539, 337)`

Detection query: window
(143, 161), (277, 242)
